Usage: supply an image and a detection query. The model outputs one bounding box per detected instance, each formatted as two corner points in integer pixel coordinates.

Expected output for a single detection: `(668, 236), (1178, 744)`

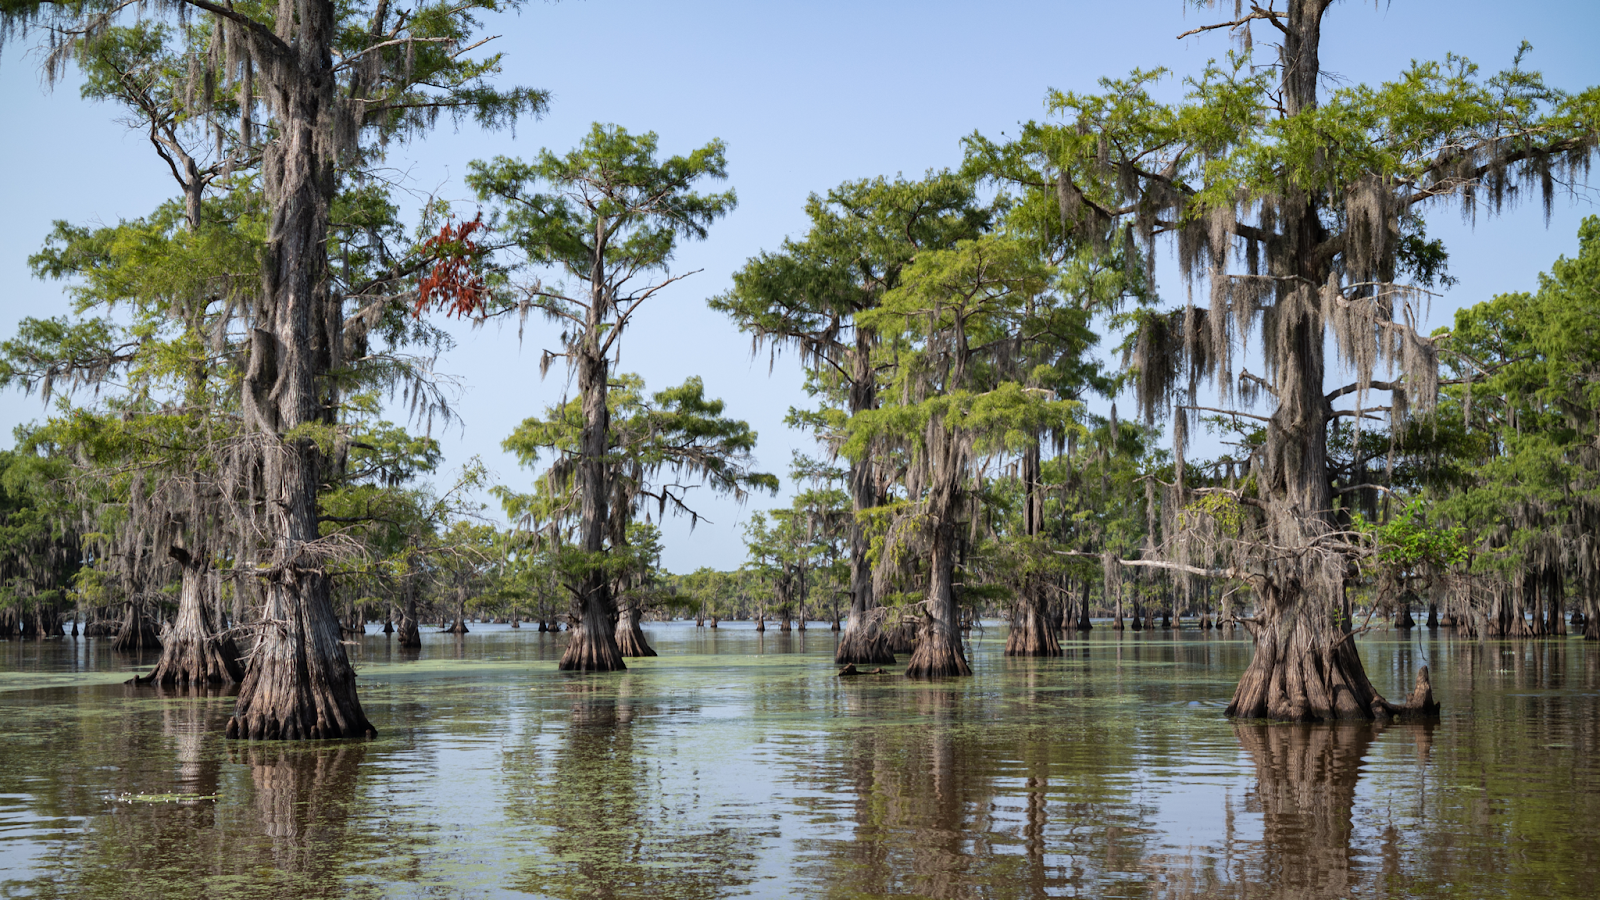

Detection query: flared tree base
(111, 604), (163, 653)
(616, 619), (658, 658)
(1005, 607), (1062, 657)
(132, 633), (243, 687)
(835, 623), (896, 665)
(396, 617), (421, 649)
(226, 659), (375, 740)
(559, 605), (628, 672)
(904, 632), (972, 679)
(1226, 622), (1440, 722)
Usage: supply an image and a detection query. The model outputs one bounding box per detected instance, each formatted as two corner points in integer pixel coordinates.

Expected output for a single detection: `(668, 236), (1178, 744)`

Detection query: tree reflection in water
(1139, 722), (1436, 900)
(1238, 723), (1380, 898)
(232, 743), (373, 898)
(503, 680), (765, 900)
(805, 689), (1042, 899)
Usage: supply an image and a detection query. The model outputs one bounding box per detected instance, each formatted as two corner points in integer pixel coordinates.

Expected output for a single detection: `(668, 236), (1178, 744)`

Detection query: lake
(2, 623), (1596, 898)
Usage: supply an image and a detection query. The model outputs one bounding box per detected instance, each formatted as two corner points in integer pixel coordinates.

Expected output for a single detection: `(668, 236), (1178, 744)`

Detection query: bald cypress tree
(469, 125), (737, 671)
(850, 234), (1080, 678)
(975, 0), (1598, 718)
(3, 0), (546, 737)
(713, 175), (988, 665)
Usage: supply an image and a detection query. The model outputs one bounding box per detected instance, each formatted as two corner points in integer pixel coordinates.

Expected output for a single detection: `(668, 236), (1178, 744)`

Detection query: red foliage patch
(413, 214), (488, 319)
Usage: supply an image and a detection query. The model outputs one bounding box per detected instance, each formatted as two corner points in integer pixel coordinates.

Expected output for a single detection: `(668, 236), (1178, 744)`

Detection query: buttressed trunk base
(226, 573), (375, 740)
(615, 603), (657, 658)
(1227, 589), (1438, 722)
(904, 618), (972, 678)
(133, 552), (243, 687)
(559, 588), (626, 672)
(834, 608), (895, 665)
(1004, 590), (1062, 657)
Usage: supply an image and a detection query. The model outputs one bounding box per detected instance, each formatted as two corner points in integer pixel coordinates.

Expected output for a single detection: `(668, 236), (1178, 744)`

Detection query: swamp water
(1, 624), (1597, 899)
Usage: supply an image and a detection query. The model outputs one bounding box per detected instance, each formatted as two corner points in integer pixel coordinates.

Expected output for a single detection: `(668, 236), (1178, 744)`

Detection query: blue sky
(3, 0), (1598, 572)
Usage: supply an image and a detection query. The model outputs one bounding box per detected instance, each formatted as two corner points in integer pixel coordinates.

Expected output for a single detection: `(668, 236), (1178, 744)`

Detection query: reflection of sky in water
(1, 624), (1598, 898)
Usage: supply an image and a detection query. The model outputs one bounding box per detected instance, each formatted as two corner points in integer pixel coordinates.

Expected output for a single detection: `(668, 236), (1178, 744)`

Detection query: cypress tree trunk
(134, 548), (243, 687)
(228, 0), (373, 739)
(446, 588), (469, 635)
(1006, 584), (1062, 657)
(837, 328), (895, 665)
(112, 601), (162, 653)
(614, 598), (657, 657)
(1221, 0), (1432, 722)
(396, 577), (421, 649)
(1006, 441), (1062, 657)
(1395, 593), (1416, 630)
(1545, 566), (1566, 636)
(560, 237), (625, 672)
(905, 426), (972, 679)
(906, 518), (971, 677)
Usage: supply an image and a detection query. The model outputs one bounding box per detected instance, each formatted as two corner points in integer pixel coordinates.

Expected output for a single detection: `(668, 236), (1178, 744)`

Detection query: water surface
(2, 623), (1596, 899)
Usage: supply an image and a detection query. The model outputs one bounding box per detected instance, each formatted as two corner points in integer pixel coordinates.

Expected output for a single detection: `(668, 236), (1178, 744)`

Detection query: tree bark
(837, 326), (895, 665)
(1222, 0), (1431, 722)
(1006, 440), (1062, 657)
(133, 548), (243, 687)
(228, 0), (373, 739)
(905, 424), (972, 678)
(111, 601), (163, 653)
(614, 598), (657, 657)
(1005, 588), (1062, 657)
(396, 576), (421, 649)
(559, 225), (625, 672)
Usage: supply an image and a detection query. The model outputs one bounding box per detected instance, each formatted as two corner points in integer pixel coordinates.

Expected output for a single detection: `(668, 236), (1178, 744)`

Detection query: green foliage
(1182, 493), (1245, 539)
(1352, 501), (1469, 573)
(497, 372), (776, 535)
(469, 123), (735, 305)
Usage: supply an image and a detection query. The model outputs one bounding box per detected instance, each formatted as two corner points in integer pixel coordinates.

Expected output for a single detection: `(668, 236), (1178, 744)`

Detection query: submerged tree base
(559, 604), (628, 672)
(226, 583), (376, 740)
(396, 616), (421, 649)
(615, 615), (657, 658)
(1226, 618), (1440, 721)
(111, 604), (162, 653)
(1004, 606), (1062, 657)
(131, 634), (243, 687)
(835, 621), (896, 665)
(904, 631), (972, 679)
(226, 652), (376, 741)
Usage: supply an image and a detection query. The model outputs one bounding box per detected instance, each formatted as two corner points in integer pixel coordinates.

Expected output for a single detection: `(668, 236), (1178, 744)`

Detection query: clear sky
(3, 0), (1598, 573)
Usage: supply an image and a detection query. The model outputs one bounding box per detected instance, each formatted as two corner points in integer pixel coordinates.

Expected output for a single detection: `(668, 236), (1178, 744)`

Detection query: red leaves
(413, 214), (488, 319)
